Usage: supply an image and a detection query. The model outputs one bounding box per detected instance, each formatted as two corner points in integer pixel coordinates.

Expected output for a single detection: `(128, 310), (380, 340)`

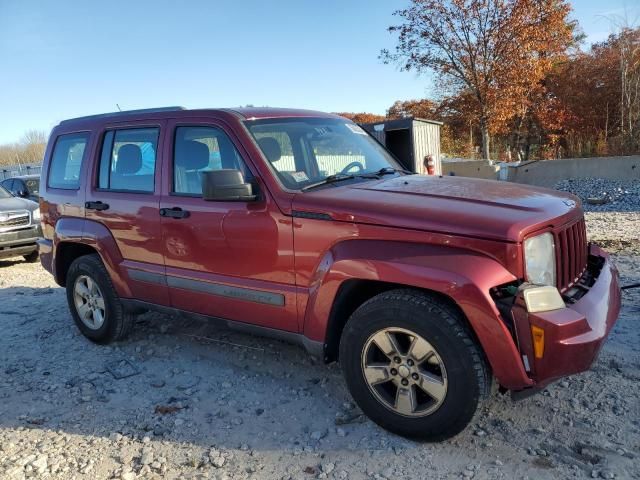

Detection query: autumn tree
(386, 99), (438, 119)
(617, 27), (640, 151)
(335, 112), (386, 124)
(545, 27), (640, 157)
(382, 0), (576, 160)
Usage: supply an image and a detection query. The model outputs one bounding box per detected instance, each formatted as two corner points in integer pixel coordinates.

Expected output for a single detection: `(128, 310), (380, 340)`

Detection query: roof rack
(59, 106), (186, 124)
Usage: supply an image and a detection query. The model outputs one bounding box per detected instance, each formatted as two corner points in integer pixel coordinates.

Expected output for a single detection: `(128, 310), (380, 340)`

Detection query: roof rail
(59, 106), (186, 124)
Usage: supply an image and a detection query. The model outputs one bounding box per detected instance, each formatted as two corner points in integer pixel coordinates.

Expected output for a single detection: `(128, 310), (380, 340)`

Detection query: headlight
(32, 208), (41, 221)
(524, 232), (556, 286)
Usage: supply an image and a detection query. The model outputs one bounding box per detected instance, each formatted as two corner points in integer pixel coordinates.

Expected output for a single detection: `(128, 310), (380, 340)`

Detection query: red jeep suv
(38, 107), (621, 440)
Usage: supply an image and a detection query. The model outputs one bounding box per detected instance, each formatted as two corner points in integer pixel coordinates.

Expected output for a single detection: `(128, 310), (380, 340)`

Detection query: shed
(360, 117), (442, 175)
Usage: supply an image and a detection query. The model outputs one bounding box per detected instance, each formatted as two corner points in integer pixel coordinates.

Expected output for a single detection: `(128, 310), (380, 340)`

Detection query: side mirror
(202, 169), (256, 202)
(17, 190), (28, 198)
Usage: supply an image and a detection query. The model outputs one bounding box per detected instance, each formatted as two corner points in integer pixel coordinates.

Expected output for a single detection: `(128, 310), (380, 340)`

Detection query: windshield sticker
(345, 123), (367, 135)
(291, 171), (309, 182)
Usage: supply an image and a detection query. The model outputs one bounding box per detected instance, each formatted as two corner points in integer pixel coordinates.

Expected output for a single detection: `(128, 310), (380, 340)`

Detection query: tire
(65, 254), (134, 343)
(339, 289), (490, 441)
(23, 251), (39, 263)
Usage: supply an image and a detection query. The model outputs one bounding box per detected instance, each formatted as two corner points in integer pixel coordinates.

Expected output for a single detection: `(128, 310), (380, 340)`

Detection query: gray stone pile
(555, 178), (640, 212)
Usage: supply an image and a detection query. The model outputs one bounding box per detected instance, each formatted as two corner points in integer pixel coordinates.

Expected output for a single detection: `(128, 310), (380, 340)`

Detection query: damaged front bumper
(509, 244), (621, 395)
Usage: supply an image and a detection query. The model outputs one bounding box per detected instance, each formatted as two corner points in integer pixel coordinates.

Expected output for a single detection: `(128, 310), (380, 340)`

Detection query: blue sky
(1, 0), (639, 144)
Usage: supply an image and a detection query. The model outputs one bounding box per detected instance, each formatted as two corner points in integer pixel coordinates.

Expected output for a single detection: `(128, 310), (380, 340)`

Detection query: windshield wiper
(301, 168), (410, 192)
(301, 173), (357, 191)
(375, 166), (414, 176)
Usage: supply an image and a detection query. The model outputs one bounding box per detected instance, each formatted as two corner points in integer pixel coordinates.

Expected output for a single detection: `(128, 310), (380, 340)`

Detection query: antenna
(116, 104), (122, 112)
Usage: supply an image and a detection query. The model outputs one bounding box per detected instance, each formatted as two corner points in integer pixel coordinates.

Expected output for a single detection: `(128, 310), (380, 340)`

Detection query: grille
(0, 212), (30, 230)
(555, 218), (588, 292)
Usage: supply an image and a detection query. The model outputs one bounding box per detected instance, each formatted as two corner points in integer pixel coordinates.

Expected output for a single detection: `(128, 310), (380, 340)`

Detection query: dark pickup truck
(0, 184), (41, 262)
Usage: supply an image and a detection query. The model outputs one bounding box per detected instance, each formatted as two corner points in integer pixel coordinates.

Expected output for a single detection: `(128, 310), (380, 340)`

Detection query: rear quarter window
(48, 133), (90, 189)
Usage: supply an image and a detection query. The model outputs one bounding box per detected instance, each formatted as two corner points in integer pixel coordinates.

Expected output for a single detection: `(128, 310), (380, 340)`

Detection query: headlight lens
(524, 232), (556, 286)
(32, 208), (41, 221)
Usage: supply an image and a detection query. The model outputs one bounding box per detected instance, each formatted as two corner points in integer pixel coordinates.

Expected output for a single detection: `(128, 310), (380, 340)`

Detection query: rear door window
(98, 128), (159, 193)
(48, 133), (90, 189)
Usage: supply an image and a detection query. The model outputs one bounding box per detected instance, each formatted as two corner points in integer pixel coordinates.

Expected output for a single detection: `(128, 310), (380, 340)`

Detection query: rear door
(84, 122), (170, 306)
(159, 118), (298, 332)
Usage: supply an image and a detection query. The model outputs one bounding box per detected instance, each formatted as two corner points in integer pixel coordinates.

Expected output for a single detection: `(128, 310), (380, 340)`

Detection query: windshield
(245, 117), (402, 190)
(0, 185), (12, 199)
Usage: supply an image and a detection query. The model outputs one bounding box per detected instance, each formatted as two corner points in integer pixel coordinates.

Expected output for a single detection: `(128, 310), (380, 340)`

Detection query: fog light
(531, 325), (545, 359)
(522, 285), (565, 313)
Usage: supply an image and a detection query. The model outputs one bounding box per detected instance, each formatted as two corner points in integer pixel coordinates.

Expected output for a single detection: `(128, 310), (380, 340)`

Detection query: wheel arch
(323, 279), (474, 363)
(302, 239), (533, 390)
(55, 242), (100, 286)
(52, 218), (130, 297)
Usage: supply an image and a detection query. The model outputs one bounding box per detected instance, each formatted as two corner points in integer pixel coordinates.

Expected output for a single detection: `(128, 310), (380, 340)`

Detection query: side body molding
(302, 240), (533, 389)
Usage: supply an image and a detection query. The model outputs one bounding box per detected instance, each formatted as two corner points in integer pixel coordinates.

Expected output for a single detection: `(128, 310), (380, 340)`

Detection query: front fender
(303, 240), (532, 389)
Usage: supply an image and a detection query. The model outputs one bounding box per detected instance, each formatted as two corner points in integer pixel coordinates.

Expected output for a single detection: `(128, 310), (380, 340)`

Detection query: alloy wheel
(73, 274), (106, 330)
(361, 327), (448, 417)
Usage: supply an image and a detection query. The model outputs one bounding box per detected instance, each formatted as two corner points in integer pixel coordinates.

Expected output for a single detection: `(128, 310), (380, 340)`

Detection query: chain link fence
(0, 164), (42, 181)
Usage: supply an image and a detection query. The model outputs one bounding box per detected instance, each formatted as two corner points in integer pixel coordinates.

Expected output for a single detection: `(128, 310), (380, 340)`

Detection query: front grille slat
(560, 230), (569, 288)
(0, 212), (30, 230)
(571, 224), (580, 283)
(581, 221), (588, 274)
(554, 218), (587, 292)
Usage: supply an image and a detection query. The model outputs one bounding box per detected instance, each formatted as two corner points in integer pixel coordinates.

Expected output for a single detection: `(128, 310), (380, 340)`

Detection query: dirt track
(0, 212), (638, 480)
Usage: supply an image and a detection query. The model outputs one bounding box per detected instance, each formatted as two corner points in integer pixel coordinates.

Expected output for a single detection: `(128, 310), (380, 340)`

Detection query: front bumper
(0, 225), (42, 259)
(512, 244), (620, 388)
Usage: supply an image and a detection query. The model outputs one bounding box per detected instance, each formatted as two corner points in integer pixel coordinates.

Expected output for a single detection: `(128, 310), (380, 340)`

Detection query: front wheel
(339, 289), (490, 441)
(66, 254), (134, 343)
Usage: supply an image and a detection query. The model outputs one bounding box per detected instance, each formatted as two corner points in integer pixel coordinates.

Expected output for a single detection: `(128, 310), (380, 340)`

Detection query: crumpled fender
(52, 218), (131, 298)
(302, 240), (533, 389)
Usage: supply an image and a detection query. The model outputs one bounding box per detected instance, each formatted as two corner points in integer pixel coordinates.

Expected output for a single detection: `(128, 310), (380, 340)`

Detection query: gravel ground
(555, 178), (640, 213)
(1, 213), (639, 480)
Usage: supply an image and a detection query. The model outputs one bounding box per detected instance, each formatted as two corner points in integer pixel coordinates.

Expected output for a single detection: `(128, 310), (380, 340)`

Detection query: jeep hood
(292, 175), (581, 242)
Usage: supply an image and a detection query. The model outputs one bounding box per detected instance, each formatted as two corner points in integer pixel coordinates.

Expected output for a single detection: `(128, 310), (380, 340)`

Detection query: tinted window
(98, 128), (159, 192)
(48, 133), (89, 189)
(1, 179), (14, 192)
(173, 126), (252, 195)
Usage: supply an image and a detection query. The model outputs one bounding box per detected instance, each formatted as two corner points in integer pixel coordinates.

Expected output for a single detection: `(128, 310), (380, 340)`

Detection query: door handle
(160, 207), (190, 219)
(85, 201), (110, 211)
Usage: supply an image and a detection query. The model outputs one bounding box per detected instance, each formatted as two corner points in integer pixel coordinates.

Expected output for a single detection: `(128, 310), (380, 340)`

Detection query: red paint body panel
(38, 107), (621, 392)
(293, 175), (582, 243)
(157, 117), (298, 331)
(298, 239), (531, 389)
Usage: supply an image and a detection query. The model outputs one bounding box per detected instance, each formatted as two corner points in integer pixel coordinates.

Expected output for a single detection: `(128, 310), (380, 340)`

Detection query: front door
(84, 123), (169, 306)
(159, 120), (297, 332)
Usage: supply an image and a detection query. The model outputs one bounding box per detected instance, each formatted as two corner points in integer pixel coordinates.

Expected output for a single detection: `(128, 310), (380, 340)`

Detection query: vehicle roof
(55, 106), (343, 130)
(224, 107), (342, 120)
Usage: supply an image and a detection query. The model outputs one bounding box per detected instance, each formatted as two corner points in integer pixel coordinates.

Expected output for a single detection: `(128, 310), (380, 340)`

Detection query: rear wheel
(339, 289), (490, 440)
(23, 251), (39, 263)
(66, 254), (134, 343)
